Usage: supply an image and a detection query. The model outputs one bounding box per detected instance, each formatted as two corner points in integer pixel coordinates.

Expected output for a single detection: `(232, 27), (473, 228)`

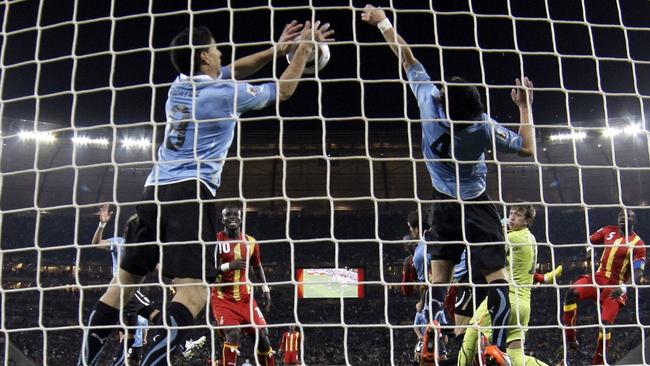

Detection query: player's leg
(453, 276), (488, 337)
(428, 190), (466, 360)
(505, 297), (548, 366)
(112, 312), (137, 366)
(248, 300), (275, 366)
(562, 275), (596, 348)
(79, 187), (161, 365)
(252, 328), (275, 366)
(140, 281), (207, 366)
(592, 289), (623, 365)
(211, 295), (245, 366)
(139, 181), (218, 366)
(506, 348), (548, 366)
(466, 214), (509, 351)
(457, 300), (490, 366)
(79, 268), (147, 366)
(464, 197), (512, 366)
(113, 289), (155, 366)
(221, 328), (242, 366)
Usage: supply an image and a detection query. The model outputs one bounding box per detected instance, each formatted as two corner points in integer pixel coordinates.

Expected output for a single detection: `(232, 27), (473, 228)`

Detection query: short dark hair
(169, 26), (214, 76)
(444, 76), (484, 123)
(407, 211), (430, 231)
(221, 205), (242, 217)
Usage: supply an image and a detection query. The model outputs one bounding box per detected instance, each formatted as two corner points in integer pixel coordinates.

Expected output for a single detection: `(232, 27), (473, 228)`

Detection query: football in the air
(286, 41), (331, 74)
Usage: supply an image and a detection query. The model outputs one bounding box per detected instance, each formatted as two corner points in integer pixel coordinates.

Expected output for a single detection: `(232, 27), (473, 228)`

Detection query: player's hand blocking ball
(286, 21), (334, 74)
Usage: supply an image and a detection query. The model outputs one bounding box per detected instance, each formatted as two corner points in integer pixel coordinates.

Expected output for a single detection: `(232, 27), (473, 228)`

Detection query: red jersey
(279, 331), (301, 353)
(590, 225), (646, 284)
(213, 232), (261, 302)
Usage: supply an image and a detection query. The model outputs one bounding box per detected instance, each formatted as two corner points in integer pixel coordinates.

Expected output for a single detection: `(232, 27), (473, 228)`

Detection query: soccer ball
(286, 40), (330, 74)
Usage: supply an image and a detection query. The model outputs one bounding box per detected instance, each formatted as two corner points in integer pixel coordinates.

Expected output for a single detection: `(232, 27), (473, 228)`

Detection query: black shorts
(428, 189), (506, 275)
(454, 273), (488, 318)
(121, 180), (218, 280)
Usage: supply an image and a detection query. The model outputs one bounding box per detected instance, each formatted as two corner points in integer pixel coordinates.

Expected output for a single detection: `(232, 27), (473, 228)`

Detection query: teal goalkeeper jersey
(506, 228), (537, 302)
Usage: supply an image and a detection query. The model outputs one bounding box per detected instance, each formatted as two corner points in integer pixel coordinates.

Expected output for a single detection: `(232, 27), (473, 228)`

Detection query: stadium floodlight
(18, 130), (56, 143)
(548, 131), (586, 142)
(71, 136), (110, 147)
(602, 123), (643, 138)
(120, 137), (151, 149)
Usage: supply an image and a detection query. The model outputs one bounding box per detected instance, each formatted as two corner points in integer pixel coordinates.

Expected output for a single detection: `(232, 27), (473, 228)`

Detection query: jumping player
(362, 5), (535, 365)
(78, 21), (334, 366)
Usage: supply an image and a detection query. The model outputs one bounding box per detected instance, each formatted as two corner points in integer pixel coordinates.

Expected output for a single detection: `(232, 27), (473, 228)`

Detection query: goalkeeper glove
(544, 265), (563, 284)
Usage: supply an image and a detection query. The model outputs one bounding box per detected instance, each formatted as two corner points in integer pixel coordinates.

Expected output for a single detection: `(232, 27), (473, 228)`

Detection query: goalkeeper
(457, 205), (562, 366)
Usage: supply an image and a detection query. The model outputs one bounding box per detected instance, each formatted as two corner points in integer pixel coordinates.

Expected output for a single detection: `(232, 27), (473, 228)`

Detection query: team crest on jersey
(247, 84), (258, 96)
(496, 128), (507, 141)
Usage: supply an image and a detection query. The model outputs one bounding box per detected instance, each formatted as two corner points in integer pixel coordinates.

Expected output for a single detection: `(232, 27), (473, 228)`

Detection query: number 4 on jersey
(430, 133), (451, 163)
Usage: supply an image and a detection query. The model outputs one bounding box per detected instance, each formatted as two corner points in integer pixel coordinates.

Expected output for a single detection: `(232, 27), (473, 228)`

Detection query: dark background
(1, 0), (650, 365)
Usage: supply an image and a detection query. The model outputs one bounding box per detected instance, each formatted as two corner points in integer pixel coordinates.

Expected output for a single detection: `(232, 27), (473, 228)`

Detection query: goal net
(1, 0), (649, 365)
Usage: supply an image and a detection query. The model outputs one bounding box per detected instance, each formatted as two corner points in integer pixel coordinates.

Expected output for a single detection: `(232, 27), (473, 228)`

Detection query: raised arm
(91, 204), (113, 249)
(361, 5), (418, 72)
(228, 21), (303, 80)
(278, 21), (335, 101)
(511, 77), (535, 157)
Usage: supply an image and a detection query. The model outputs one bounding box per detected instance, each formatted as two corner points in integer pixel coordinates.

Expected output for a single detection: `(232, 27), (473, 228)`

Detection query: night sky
(2, 0), (649, 129)
(1, 0), (649, 212)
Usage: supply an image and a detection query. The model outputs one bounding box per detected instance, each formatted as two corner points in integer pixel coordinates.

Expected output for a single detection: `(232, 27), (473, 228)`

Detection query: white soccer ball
(286, 41), (330, 74)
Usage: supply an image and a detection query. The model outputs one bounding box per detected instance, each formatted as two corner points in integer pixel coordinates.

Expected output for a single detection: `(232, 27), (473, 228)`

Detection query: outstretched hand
(97, 204), (113, 224)
(276, 20), (304, 56)
(361, 4), (387, 26)
(511, 77), (534, 109)
(298, 20), (335, 47)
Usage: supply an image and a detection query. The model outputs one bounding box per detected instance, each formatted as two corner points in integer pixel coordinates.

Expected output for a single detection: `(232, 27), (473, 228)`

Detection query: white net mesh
(1, 0), (649, 365)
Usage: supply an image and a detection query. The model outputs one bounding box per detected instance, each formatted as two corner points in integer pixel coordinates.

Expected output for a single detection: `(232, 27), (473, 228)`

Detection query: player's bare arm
(511, 77), (535, 157)
(278, 20), (335, 101)
(361, 4), (418, 72)
(91, 204), (113, 249)
(252, 264), (272, 313)
(229, 20), (303, 80)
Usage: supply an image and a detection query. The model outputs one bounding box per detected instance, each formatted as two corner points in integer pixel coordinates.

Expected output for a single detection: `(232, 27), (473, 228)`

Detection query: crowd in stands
(1, 207), (648, 364)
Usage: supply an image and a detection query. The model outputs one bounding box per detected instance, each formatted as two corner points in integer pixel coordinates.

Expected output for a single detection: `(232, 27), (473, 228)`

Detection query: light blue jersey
(414, 307), (429, 335)
(145, 67), (277, 195)
(107, 237), (126, 276)
(452, 249), (468, 282)
(132, 316), (149, 348)
(413, 241), (431, 282)
(407, 63), (524, 200)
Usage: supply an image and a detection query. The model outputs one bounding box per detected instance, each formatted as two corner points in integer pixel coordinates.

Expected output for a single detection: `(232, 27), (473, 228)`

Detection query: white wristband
(377, 18), (393, 33)
(220, 263), (231, 273)
(262, 285), (270, 293)
(98, 222), (106, 229)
